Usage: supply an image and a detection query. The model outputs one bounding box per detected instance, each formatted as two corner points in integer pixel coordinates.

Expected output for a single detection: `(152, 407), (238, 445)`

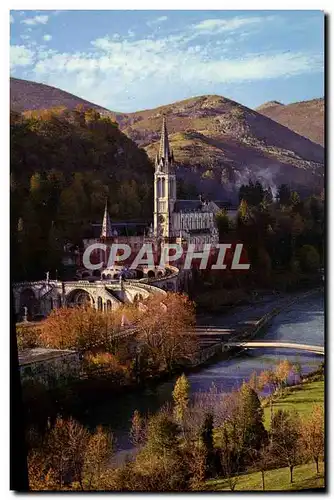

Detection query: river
(80, 290), (324, 457)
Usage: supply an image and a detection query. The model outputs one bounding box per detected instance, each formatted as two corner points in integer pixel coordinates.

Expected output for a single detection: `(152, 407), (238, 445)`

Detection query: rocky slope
(257, 98), (324, 146)
(10, 77), (324, 201)
(108, 95), (324, 200)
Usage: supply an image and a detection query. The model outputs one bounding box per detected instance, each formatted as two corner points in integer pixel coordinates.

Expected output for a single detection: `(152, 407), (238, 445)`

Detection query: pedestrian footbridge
(226, 341), (324, 356)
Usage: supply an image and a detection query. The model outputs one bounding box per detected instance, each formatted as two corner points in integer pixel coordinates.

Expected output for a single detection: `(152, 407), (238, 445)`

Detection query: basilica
(153, 116), (229, 247)
(82, 116), (237, 261)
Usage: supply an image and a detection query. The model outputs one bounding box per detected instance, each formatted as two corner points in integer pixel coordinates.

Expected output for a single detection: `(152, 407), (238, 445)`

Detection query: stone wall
(19, 348), (81, 390)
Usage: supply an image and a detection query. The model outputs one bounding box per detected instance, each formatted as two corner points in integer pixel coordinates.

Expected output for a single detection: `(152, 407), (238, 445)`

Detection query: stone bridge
(12, 265), (191, 320)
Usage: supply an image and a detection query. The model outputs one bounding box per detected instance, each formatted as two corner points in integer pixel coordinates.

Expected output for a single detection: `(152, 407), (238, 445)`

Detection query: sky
(10, 10), (324, 112)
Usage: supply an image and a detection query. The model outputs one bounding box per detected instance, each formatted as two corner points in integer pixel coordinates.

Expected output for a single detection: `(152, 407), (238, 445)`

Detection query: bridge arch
(65, 289), (94, 307)
(97, 296), (103, 311)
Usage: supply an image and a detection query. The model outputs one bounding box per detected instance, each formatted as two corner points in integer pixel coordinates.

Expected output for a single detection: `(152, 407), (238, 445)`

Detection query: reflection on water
(82, 292), (324, 452)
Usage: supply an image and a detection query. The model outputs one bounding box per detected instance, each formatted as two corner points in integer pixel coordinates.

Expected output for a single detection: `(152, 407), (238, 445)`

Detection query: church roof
(85, 221), (149, 239)
(159, 115), (171, 161)
(100, 200), (112, 239)
(174, 200), (204, 212)
(173, 199), (238, 214)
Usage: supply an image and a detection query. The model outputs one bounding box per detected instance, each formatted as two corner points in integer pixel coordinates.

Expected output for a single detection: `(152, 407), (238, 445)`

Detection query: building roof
(174, 200), (204, 212)
(84, 221), (150, 239)
(19, 348), (77, 366)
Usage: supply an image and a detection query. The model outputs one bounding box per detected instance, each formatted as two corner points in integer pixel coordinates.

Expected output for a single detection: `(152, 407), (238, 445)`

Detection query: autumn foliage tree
(136, 292), (198, 372)
(301, 404), (324, 474)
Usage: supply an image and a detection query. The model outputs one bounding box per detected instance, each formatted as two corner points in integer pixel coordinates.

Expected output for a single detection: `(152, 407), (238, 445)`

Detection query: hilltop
(257, 98), (324, 146)
(10, 77), (109, 114)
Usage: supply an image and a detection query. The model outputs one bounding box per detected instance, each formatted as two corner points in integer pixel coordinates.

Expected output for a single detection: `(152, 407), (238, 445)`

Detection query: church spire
(101, 199), (112, 239)
(159, 115), (170, 161)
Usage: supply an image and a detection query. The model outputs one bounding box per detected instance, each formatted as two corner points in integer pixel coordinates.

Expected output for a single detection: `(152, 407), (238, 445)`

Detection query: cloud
(10, 14), (14, 24)
(26, 30), (323, 111)
(10, 18), (323, 111)
(147, 15), (168, 27)
(193, 16), (269, 34)
(10, 45), (34, 67)
(21, 15), (49, 25)
(43, 34), (52, 42)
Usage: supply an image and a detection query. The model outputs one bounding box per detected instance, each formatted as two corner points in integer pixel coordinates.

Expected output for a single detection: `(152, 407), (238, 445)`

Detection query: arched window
(162, 177), (166, 198)
(57, 294), (62, 308)
(50, 298), (53, 310)
(97, 297), (103, 311)
(107, 300), (112, 311)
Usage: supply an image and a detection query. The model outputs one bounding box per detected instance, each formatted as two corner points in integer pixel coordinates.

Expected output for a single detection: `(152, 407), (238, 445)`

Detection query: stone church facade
(153, 116), (229, 249)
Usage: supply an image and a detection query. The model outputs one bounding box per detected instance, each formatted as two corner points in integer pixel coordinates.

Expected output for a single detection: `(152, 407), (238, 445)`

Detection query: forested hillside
(10, 106), (153, 281)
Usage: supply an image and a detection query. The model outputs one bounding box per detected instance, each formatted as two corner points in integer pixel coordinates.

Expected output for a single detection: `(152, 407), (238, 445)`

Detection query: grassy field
(206, 462), (325, 491)
(263, 379), (324, 428)
(206, 379), (325, 491)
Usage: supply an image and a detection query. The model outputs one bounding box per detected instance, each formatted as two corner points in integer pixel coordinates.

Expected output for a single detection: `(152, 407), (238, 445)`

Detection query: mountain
(10, 77), (109, 114)
(256, 98), (324, 146)
(256, 100), (283, 110)
(107, 95), (324, 200)
(10, 78), (324, 200)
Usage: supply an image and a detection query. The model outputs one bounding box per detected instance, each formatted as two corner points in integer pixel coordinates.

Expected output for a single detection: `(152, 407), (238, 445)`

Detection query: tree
(258, 369), (279, 431)
(199, 412), (216, 477)
(301, 405), (324, 474)
(132, 412), (189, 491)
(274, 360), (293, 394)
(45, 417), (90, 489)
(82, 427), (113, 490)
(218, 425), (242, 491)
(137, 293), (198, 372)
(40, 306), (120, 352)
(144, 412), (180, 457)
(298, 244), (320, 272)
(277, 184), (291, 206)
(271, 409), (302, 483)
(173, 374), (190, 427)
(130, 410), (145, 448)
(292, 359), (303, 384)
(290, 191), (300, 206)
(239, 181), (265, 206)
(215, 209), (230, 240)
(236, 382), (267, 454)
(251, 442), (273, 491)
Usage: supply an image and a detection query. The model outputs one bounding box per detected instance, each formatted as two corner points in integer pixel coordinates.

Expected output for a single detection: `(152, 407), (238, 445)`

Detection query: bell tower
(153, 116), (176, 240)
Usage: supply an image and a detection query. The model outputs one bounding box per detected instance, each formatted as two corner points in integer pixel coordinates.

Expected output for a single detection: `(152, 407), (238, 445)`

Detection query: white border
(3, 1), (330, 498)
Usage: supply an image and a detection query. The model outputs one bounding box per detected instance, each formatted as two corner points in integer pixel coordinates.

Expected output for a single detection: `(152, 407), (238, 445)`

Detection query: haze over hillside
(257, 98), (324, 146)
(10, 77), (324, 201)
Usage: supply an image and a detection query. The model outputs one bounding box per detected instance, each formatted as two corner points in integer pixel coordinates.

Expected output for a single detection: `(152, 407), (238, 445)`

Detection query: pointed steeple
(101, 199), (112, 239)
(159, 115), (170, 161)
